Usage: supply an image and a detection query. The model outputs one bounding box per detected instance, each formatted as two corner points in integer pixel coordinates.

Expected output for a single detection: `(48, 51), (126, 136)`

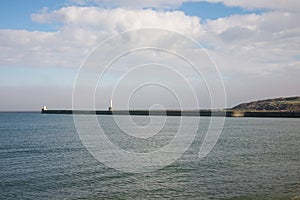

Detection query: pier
(41, 109), (300, 118)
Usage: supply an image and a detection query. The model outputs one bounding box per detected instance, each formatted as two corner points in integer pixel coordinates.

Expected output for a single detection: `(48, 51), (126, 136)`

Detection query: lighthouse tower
(108, 99), (113, 111)
(41, 105), (48, 113)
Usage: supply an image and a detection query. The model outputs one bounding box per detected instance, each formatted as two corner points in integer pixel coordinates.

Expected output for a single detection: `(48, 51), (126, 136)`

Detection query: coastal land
(41, 96), (300, 118)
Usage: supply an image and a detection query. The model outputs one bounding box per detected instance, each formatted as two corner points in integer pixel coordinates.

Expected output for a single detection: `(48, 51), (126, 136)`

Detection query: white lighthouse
(108, 99), (113, 111)
(41, 105), (48, 113)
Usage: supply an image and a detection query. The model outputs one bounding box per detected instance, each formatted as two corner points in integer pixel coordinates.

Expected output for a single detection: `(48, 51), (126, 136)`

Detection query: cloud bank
(0, 0), (299, 110)
(1, 5), (299, 77)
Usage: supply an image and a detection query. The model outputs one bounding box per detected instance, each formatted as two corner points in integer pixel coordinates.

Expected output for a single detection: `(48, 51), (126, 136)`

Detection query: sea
(0, 112), (299, 199)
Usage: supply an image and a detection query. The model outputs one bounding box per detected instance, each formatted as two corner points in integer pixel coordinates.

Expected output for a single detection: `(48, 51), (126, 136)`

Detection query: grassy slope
(232, 96), (300, 112)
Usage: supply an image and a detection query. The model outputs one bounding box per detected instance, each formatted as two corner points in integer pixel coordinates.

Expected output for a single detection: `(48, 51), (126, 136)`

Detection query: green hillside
(232, 96), (300, 112)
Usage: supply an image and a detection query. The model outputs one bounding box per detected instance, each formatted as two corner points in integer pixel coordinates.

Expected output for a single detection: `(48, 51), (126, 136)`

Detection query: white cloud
(0, 29), (91, 68)
(0, 7), (203, 68)
(31, 6), (202, 34)
(1, 6), (299, 76)
(218, 0), (300, 12)
(198, 11), (300, 78)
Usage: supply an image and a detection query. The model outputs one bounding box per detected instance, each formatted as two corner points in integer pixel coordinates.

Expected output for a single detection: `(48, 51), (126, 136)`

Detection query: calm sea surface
(0, 112), (299, 199)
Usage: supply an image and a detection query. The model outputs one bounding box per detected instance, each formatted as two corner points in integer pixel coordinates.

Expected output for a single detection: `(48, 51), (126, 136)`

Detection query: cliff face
(232, 96), (300, 112)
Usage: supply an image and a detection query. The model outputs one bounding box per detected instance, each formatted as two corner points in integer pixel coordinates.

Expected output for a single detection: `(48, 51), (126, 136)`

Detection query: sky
(0, 0), (300, 111)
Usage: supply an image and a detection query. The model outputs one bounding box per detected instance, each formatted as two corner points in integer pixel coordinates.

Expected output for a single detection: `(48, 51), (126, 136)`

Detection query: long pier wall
(41, 109), (300, 118)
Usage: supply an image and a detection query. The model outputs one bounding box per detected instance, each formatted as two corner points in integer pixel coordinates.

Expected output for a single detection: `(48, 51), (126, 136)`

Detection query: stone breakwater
(41, 109), (300, 118)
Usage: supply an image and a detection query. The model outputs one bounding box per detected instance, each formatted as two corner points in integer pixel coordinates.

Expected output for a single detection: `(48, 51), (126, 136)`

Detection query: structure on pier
(108, 99), (113, 111)
(42, 105), (47, 111)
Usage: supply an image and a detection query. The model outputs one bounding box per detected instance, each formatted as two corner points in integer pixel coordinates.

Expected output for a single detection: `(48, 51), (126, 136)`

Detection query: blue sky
(0, 0), (65, 31)
(0, 0), (299, 111)
(179, 2), (263, 20)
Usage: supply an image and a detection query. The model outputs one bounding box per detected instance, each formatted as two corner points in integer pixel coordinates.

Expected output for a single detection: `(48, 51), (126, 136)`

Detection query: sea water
(0, 112), (299, 199)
